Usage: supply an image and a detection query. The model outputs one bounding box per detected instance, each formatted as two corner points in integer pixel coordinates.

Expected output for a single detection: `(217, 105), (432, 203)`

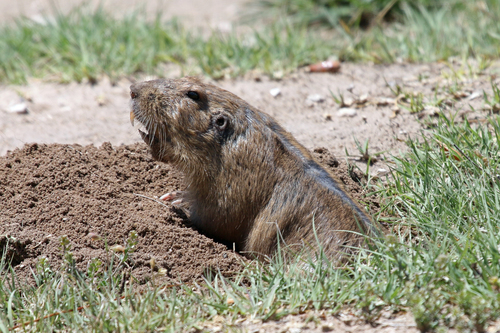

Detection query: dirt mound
(0, 142), (376, 285)
(0, 142), (243, 285)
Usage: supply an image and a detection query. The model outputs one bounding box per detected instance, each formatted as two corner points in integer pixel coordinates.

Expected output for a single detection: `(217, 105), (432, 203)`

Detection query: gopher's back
(243, 112), (375, 258)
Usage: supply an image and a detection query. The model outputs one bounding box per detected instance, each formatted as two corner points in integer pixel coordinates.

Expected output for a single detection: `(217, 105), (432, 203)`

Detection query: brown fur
(130, 77), (378, 259)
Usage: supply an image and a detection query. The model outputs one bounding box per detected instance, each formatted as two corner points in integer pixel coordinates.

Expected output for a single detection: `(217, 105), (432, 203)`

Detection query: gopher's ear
(213, 114), (229, 132)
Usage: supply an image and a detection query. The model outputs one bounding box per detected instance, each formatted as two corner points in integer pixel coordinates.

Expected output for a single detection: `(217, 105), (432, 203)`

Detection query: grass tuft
(0, 7), (188, 84)
(0, 7), (335, 84)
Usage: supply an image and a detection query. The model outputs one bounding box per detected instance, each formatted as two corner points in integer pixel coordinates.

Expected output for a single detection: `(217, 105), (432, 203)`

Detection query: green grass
(375, 114), (500, 330)
(0, 8), (193, 84)
(0, 7), (336, 84)
(3, 110), (500, 331)
(1, 2), (500, 84)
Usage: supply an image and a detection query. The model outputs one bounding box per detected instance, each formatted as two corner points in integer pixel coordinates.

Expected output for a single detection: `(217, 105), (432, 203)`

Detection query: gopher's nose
(130, 84), (139, 99)
(130, 81), (150, 99)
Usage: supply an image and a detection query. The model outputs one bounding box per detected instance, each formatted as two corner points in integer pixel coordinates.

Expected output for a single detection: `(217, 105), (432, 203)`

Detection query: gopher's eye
(187, 91), (200, 100)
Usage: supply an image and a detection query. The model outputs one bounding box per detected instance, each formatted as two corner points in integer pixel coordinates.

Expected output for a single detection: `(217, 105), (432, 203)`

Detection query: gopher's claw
(160, 192), (178, 201)
(171, 198), (183, 207)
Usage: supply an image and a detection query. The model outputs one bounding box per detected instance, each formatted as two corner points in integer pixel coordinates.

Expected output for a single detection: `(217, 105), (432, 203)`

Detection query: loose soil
(0, 142), (242, 286)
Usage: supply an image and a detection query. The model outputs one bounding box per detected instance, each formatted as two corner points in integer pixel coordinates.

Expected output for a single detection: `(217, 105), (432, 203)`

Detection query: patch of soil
(0, 142), (376, 285)
(214, 310), (419, 333)
(2, 61), (498, 175)
(0, 142), (243, 285)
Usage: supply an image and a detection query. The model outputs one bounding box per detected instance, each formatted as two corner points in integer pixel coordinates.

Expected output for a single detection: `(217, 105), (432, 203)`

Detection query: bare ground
(1, 61), (498, 171)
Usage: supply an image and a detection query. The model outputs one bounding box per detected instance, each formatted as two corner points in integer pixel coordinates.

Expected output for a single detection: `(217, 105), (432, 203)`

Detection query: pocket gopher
(130, 77), (378, 259)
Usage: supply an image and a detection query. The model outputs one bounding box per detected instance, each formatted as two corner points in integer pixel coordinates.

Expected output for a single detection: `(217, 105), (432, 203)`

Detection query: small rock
(376, 168), (389, 176)
(307, 94), (325, 103)
(272, 71), (284, 79)
(269, 88), (281, 97)
(88, 232), (100, 241)
(322, 324), (334, 332)
(418, 105), (440, 119)
(358, 94), (368, 104)
(468, 91), (481, 100)
(323, 113), (332, 121)
(7, 102), (28, 114)
(375, 97), (395, 106)
(96, 94), (107, 106)
(453, 91), (469, 99)
(308, 60), (341, 73)
(342, 97), (354, 107)
(337, 108), (357, 117)
(110, 245), (125, 253)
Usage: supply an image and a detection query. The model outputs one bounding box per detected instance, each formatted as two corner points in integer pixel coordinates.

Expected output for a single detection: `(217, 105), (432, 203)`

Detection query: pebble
(306, 94), (325, 103)
(7, 102), (28, 114)
(468, 91), (481, 100)
(342, 97), (354, 107)
(88, 232), (100, 241)
(110, 245), (125, 253)
(418, 105), (439, 119)
(375, 97), (395, 106)
(337, 108), (357, 117)
(322, 324), (334, 332)
(269, 88), (281, 97)
(376, 169), (389, 176)
(308, 60), (341, 73)
(358, 94), (368, 104)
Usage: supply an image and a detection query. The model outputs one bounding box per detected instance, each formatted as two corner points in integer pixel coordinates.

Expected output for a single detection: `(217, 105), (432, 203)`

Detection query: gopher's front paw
(160, 191), (186, 208)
